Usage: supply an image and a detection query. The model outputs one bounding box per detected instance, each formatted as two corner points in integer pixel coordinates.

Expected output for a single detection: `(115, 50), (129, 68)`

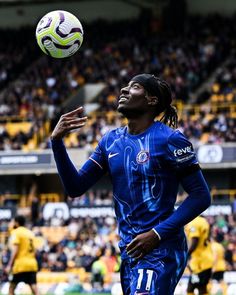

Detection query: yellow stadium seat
(40, 193), (60, 204)
(226, 93), (234, 102)
(218, 94), (225, 102)
(205, 113), (214, 121)
(64, 133), (79, 147)
(37, 271), (82, 284)
(40, 226), (68, 243)
(5, 122), (32, 136)
(212, 83), (220, 93)
(22, 138), (37, 151)
(210, 94), (219, 102)
(200, 132), (210, 144)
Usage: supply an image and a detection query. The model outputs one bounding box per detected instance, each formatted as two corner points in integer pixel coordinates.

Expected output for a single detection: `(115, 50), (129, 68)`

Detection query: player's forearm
(51, 139), (104, 197)
(188, 237), (199, 256)
(8, 246), (18, 269)
(153, 170), (211, 240)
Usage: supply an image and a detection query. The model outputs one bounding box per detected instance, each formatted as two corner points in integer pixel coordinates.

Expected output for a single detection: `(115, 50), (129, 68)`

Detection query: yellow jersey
(211, 240), (226, 272)
(10, 226), (38, 274)
(185, 216), (214, 274)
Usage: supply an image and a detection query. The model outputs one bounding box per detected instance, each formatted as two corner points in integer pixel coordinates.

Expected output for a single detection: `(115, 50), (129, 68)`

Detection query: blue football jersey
(89, 121), (198, 251)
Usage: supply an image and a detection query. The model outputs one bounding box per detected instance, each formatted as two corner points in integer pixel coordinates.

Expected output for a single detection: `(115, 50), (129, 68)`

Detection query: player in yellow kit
(185, 215), (214, 295)
(5, 215), (39, 295)
(211, 236), (227, 294)
(211, 236), (226, 281)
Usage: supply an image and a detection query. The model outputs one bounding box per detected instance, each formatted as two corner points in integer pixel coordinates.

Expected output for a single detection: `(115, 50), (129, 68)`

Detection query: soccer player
(5, 215), (39, 295)
(185, 215), (214, 295)
(51, 73), (211, 295)
(211, 236), (227, 294)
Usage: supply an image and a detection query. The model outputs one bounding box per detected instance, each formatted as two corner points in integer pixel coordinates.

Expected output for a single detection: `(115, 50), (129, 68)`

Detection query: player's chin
(117, 104), (137, 118)
(117, 103), (129, 114)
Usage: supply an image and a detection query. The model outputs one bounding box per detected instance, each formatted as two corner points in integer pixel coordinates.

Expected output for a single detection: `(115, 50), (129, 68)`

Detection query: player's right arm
(51, 107), (107, 198)
(5, 231), (19, 274)
(188, 237), (199, 257)
(186, 220), (201, 257)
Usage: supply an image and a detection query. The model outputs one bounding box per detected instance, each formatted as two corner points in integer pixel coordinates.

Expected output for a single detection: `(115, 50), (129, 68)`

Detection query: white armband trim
(152, 228), (161, 240)
(89, 157), (103, 170)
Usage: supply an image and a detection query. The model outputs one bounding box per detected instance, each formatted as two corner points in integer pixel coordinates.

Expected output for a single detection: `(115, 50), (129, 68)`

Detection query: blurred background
(0, 0), (236, 294)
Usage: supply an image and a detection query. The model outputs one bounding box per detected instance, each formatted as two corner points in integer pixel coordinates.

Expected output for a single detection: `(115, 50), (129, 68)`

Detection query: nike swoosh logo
(108, 152), (119, 159)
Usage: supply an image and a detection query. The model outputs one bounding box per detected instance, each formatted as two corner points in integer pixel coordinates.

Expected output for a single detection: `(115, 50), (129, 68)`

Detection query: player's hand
(187, 263), (192, 273)
(4, 265), (11, 275)
(51, 106), (88, 140)
(126, 229), (160, 260)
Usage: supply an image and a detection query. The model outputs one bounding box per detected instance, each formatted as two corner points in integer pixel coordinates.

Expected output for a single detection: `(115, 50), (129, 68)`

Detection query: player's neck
(127, 117), (155, 135)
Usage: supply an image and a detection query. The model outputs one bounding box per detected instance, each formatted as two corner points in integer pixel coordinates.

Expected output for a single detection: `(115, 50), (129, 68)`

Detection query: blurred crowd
(178, 111), (236, 146)
(208, 213), (236, 271)
(0, 192), (236, 291)
(0, 8), (236, 295)
(0, 14), (236, 150)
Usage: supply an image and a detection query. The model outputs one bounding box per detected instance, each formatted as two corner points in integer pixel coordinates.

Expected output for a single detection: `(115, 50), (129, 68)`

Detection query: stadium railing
(0, 193), (60, 207)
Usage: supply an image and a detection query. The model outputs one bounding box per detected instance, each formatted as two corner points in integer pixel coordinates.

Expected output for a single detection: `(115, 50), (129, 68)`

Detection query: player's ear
(147, 94), (158, 106)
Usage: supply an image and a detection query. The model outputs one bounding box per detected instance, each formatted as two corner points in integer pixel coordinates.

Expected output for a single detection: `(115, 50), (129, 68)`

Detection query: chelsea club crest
(136, 150), (150, 164)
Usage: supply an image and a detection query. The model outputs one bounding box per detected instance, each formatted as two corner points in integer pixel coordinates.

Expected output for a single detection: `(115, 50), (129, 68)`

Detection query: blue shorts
(120, 247), (187, 295)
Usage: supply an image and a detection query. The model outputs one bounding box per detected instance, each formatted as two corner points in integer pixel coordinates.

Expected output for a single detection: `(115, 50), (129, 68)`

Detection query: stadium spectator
(30, 196), (40, 226)
(0, 247), (10, 283)
(1, 206), (236, 293)
(0, 14), (235, 150)
(91, 251), (108, 291)
(51, 244), (68, 272)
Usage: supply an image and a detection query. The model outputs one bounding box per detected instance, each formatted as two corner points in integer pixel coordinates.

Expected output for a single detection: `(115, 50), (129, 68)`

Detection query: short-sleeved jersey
(90, 121), (198, 256)
(211, 241), (226, 272)
(185, 216), (213, 273)
(10, 226), (38, 274)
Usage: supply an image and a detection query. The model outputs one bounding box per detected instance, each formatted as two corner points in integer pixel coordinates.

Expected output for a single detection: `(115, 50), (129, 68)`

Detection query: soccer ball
(35, 10), (84, 58)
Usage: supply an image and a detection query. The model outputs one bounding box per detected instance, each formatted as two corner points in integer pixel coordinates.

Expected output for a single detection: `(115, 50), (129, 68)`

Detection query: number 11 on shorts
(137, 269), (154, 291)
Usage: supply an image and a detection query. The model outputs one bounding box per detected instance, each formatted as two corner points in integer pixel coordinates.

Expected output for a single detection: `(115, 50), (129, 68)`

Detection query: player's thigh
(198, 269), (212, 294)
(12, 271), (37, 285)
(130, 248), (187, 295)
(24, 271), (37, 285)
(120, 259), (132, 295)
(187, 268), (212, 294)
(187, 277), (195, 293)
(199, 268), (212, 286)
(212, 271), (224, 282)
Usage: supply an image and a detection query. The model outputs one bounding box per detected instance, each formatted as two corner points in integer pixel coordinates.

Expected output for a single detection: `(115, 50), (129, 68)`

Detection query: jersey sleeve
(51, 137), (108, 198)
(165, 130), (199, 173)
(88, 138), (108, 171)
(153, 132), (210, 241)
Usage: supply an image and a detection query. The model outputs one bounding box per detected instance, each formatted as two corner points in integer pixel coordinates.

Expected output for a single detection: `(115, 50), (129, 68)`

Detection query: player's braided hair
(131, 73), (178, 128)
(154, 76), (178, 129)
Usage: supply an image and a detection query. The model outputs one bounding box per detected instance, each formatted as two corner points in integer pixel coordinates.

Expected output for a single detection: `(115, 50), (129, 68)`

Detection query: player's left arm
(152, 131), (211, 240)
(5, 244), (19, 274)
(186, 236), (199, 272)
(126, 131), (211, 259)
(188, 237), (199, 257)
